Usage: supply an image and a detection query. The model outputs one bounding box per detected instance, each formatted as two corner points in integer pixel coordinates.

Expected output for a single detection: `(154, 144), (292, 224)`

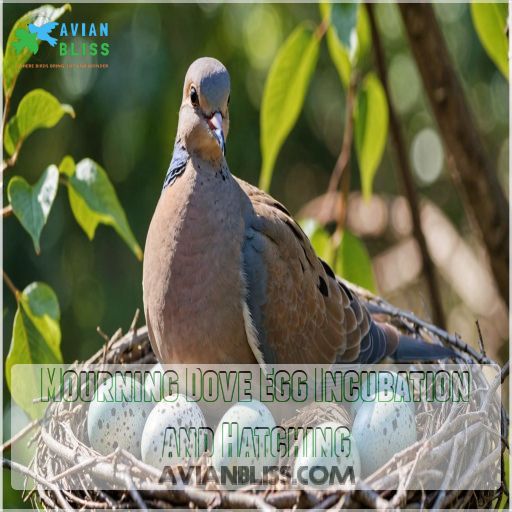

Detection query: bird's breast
(143, 163), (256, 364)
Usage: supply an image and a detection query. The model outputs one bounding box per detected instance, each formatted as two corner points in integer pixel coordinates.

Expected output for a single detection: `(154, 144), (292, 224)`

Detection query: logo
(12, 18), (109, 57)
(13, 21), (57, 54)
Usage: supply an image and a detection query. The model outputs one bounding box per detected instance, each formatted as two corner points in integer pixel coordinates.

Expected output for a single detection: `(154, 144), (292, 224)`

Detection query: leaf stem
(315, 18), (329, 40)
(2, 93), (11, 137)
(2, 205), (13, 218)
(366, 3), (446, 328)
(2, 269), (20, 300)
(322, 73), (358, 231)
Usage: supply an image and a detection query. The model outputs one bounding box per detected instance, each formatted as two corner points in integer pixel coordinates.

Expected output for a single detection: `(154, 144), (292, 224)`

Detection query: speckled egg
(211, 400), (278, 480)
(293, 421), (360, 489)
(144, 363), (163, 401)
(141, 394), (207, 470)
(350, 371), (415, 415)
(352, 391), (417, 476)
(87, 376), (152, 457)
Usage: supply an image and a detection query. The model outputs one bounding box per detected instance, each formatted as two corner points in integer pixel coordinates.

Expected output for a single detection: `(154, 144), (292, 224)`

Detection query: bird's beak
(207, 111), (225, 155)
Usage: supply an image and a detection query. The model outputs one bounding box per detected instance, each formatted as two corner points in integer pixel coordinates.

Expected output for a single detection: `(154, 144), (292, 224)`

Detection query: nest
(16, 290), (509, 510)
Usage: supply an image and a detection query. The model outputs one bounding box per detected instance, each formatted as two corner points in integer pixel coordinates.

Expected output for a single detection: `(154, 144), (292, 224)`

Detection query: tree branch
(398, 3), (509, 307)
(366, 4), (446, 328)
(3, 269), (20, 299)
(323, 75), (358, 237)
(2, 205), (13, 218)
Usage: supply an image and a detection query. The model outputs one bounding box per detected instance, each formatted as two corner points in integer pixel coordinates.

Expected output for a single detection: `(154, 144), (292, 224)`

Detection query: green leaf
(7, 165), (59, 253)
(6, 282), (62, 419)
(330, 2), (359, 53)
(58, 155), (75, 177)
(354, 6), (371, 67)
(300, 218), (335, 266)
(354, 73), (389, 200)
(321, 2), (371, 87)
(3, 4), (71, 98)
(326, 27), (352, 88)
(335, 230), (376, 292)
(66, 158), (143, 260)
(471, 2), (508, 79)
(4, 89), (74, 156)
(259, 24), (320, 191)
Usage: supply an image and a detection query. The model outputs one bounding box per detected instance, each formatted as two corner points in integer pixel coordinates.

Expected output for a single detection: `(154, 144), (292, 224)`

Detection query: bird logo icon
(12, 21), (59, 55)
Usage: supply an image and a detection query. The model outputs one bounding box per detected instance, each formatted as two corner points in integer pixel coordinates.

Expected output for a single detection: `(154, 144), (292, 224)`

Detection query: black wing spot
(318, 276), (329, 297)
(338, 280), (354, 301)
(320, 259), (336, 279)
(272, 201), (291, 216)
(302, 246), (314, 268)
(284, 218), (304, 242)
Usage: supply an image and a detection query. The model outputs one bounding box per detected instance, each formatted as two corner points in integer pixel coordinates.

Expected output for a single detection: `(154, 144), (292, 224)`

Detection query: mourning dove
(142, 57), (453, 365)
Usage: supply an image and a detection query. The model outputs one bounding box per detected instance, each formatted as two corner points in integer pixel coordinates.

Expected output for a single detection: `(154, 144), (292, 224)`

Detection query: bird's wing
(41, 21), (59, 34)
(162, 140), (189, 190)
(238, 178), (371, 364)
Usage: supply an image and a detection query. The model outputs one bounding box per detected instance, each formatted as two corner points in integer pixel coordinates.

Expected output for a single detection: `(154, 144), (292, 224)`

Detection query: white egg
(211, 400), (278, 481)
(87, 376), (152, 457)
(293, 421), (360, 489)
(144, 363), (163, 401)
(141, 394), (207, 470)
(349, 371), (415, 415)
(352, 391), (417, 476)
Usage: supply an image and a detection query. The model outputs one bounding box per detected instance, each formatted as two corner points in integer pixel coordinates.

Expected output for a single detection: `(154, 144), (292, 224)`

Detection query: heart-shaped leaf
(259, 23), (320, 191)
(354, 73), (389, 199)
(335, 230), (376, 292)
(3, 4), (71, 98)
(6, 282), (62, 419)
(4, 89), (74, 156)
(63, 157), (142, 260)
(7, 165), (59, 253)
(471, 2), (508, 80)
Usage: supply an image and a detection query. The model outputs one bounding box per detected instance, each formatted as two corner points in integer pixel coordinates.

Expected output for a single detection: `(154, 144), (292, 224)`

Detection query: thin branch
(475, 320), (487, 358)
(398, 3), (509, 307)
(2, 458), (73, 510)
(0, 418), (40, 453)
(2, 93), (11, 138)
(2, 205), (13, 217)
(330, 83), (357, 193)
(2, 269), (20, 299)
(1, 145), (20, 176)
(366, 3), (445, 328)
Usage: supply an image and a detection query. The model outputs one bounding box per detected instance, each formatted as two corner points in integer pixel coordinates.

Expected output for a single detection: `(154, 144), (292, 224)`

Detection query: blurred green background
(2, 2), (509, 506)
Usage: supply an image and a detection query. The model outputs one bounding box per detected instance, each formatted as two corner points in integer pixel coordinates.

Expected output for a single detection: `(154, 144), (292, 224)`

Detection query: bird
(28, 21), (59, 47)
(142, 57), (455, 366)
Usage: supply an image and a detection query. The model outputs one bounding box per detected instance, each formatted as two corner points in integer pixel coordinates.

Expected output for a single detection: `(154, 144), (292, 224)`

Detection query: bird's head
(177, 57), (230, 161)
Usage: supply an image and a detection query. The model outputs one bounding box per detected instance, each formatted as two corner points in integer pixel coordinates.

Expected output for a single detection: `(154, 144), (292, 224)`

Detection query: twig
(475, 320), (487, 358)
(366, 3), (445, 328)
(323, 75), (358, 229)
(0, 418), (40, 452)
(2, 93), (11, 136)
(2, 458), (72, 510)
(2, 205), (13, 218)
(501, 361), (509, 383)
(2, 269), (20, 299)
(129, 308), (141, 332)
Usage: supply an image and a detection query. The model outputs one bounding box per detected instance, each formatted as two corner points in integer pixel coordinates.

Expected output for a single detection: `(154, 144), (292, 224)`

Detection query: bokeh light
(411, 128), (444, 185)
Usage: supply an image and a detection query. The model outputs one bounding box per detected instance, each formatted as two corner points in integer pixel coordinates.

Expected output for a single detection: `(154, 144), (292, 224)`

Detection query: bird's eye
(190, 86), (199, 107)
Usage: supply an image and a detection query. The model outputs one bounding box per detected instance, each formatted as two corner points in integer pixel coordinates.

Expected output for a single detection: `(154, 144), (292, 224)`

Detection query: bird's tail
(354, 321), (457, 364)
(391, 333), (457, 362)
